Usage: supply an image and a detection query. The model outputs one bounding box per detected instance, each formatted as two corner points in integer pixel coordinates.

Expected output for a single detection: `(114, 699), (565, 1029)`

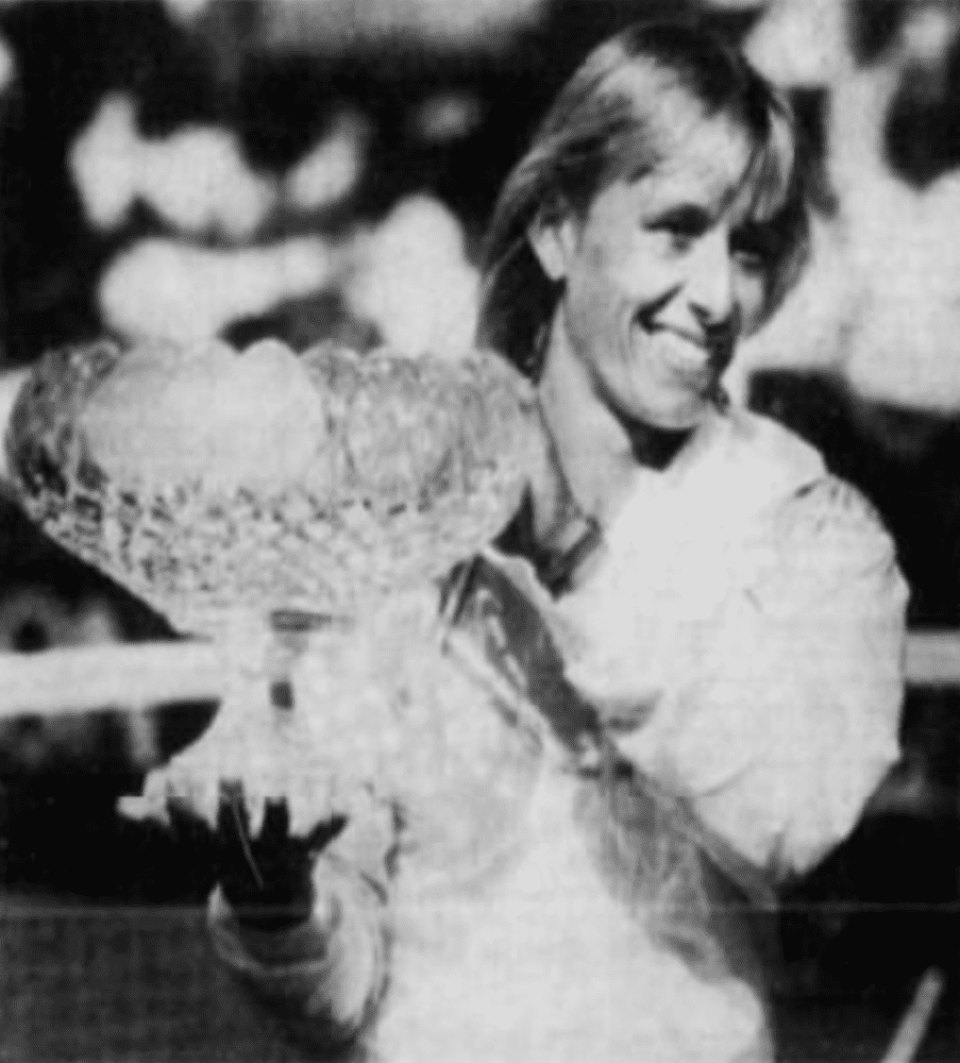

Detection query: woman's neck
(622, 418), (693, 469)
(537, 335), (694, 522)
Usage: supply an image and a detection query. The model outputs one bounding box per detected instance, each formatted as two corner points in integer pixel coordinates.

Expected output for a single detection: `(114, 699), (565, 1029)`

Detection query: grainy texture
(5, 339), (537, 637)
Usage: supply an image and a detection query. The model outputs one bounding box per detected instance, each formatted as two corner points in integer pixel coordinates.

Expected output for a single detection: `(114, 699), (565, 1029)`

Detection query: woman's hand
(169, 783), (346, 931)
(201, 786), (390, 1049)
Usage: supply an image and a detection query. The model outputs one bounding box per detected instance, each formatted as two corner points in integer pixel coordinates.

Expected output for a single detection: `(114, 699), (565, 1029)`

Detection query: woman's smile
(635, 325), (716, 388)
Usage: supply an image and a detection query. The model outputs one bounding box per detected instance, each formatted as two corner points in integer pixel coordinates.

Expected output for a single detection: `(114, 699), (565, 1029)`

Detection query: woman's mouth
(632, 314), (736, 390)
(639, 327), (716, 389)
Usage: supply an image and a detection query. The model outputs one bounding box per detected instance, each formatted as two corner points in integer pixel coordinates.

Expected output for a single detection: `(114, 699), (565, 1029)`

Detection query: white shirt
(551, 406), (907, 877)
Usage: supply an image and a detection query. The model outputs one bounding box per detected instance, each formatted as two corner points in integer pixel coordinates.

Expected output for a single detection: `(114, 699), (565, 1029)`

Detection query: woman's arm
(197, 795), (393, 1051)
(617, 477), (908, 880)
(208, 851), (390, 1050)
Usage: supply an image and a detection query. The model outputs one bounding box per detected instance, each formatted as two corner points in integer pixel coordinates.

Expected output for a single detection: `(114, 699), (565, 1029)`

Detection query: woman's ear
(527, 209), (577, 282)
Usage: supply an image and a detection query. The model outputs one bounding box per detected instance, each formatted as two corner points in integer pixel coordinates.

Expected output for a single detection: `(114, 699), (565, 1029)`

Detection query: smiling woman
(201, 22), (902, 1063)
(476, 18), (906, 835)
(115, 21), (907, 1063)
(474, 20), (903, 1059)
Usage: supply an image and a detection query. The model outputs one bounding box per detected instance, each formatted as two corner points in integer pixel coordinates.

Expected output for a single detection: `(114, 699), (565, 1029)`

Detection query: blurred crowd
(0, 0), (959, 995)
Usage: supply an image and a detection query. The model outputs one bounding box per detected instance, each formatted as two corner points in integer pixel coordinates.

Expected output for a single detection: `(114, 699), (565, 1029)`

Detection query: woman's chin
(618, 396), (712, 433)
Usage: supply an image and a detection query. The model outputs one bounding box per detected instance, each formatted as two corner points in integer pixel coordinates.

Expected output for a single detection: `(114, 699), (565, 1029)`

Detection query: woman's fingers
(261, 797), (291, 843)
(216, 781), (256, 855)
(306, 814), (348, 856)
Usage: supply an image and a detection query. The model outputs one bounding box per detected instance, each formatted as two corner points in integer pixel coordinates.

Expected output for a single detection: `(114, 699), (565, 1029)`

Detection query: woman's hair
(478, 20), (811, 378)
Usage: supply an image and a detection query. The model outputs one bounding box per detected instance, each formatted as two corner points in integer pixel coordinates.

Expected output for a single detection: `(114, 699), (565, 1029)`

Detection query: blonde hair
(479, 20), (810, 378)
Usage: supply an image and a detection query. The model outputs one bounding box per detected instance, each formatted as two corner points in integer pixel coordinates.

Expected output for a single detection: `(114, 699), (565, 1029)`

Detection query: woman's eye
(731, 227), (771, 271)
(648, 208), (709, 248)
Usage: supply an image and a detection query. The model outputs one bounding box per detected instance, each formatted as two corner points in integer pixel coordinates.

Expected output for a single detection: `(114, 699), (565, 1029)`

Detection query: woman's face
(534, 111), (769, 430)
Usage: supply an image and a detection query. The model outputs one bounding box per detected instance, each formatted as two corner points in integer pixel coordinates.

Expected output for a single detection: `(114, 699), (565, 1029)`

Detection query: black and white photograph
(1, 1), (959, 1060)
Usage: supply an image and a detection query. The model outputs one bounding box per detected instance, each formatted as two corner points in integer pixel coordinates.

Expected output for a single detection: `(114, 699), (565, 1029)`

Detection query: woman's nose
(683, 231), (735, 328)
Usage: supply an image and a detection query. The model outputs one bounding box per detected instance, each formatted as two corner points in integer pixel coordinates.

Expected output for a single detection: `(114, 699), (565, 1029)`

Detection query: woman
(199, 21), (907, 1063)
(481, 18), (906, 879)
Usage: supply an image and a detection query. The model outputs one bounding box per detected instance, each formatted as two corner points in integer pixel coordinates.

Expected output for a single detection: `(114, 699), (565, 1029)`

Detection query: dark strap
(438, 550), (601, 753)
(496, 491), (605, 596)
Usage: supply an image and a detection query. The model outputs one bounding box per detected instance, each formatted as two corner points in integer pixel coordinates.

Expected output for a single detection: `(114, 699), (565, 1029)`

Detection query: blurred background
(1, 0), (960, 1058)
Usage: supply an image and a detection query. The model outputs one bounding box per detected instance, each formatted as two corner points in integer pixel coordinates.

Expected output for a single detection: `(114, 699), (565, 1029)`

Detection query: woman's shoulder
(724, 406), (825, 487)
(726, 410), (884, 543)
(751, 477), (906, 625)
(724, 409), (903, 593)
(776, 473), (887, 536)
(690, 407), (826, 532)
(772, 475), (901, 583)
